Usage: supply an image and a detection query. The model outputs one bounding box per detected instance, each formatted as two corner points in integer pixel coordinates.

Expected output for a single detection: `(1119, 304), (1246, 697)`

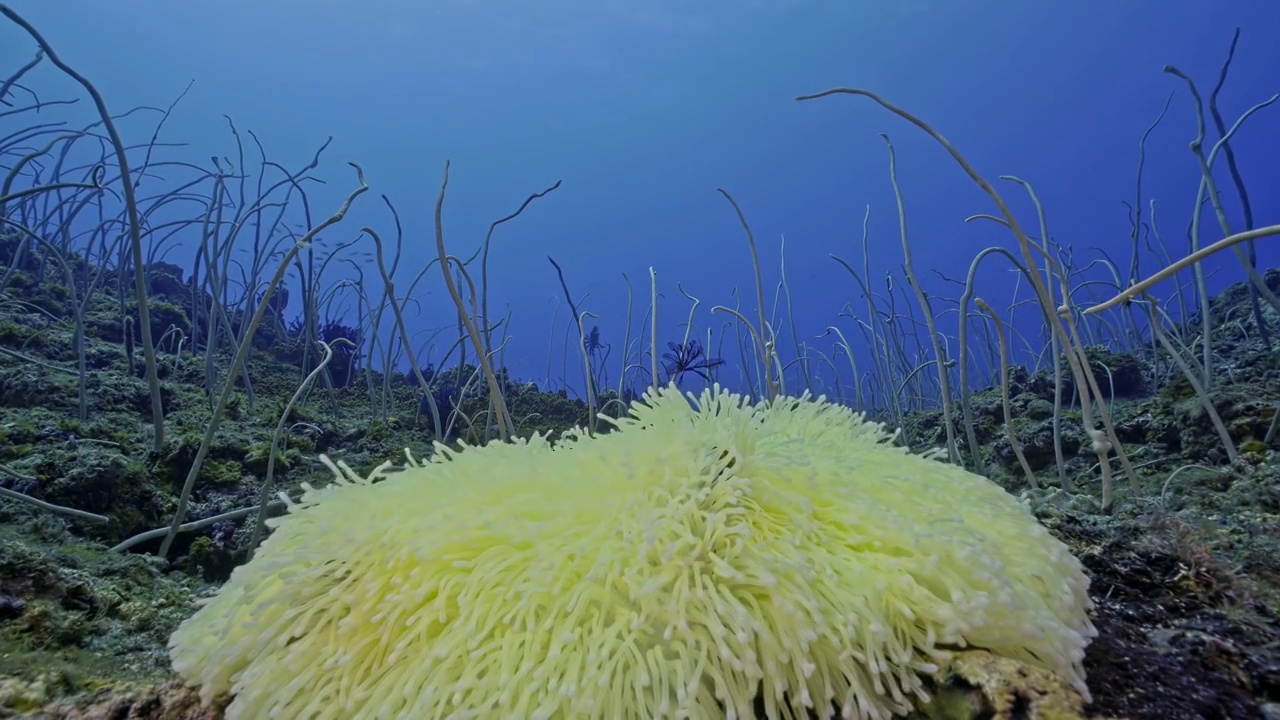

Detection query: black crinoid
(585, 325), (605, 355)
(319, 318), (362, 388)
(661, 339), (724, 386)
(584, 324), (611, 389)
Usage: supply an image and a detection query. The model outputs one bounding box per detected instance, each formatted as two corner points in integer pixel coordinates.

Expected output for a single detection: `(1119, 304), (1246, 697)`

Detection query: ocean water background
(7, 0), (1279, 405)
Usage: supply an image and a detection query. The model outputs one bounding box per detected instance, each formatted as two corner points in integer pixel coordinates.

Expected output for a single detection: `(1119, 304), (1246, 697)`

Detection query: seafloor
(0, 261), (1278, 719)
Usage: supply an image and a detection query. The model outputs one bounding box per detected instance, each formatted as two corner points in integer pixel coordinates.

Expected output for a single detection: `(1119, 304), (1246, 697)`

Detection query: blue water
(7, 0), (1278, 406)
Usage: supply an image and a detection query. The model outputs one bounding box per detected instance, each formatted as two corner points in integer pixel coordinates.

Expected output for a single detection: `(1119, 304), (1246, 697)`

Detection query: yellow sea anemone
(169, 385), (1095, 720)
